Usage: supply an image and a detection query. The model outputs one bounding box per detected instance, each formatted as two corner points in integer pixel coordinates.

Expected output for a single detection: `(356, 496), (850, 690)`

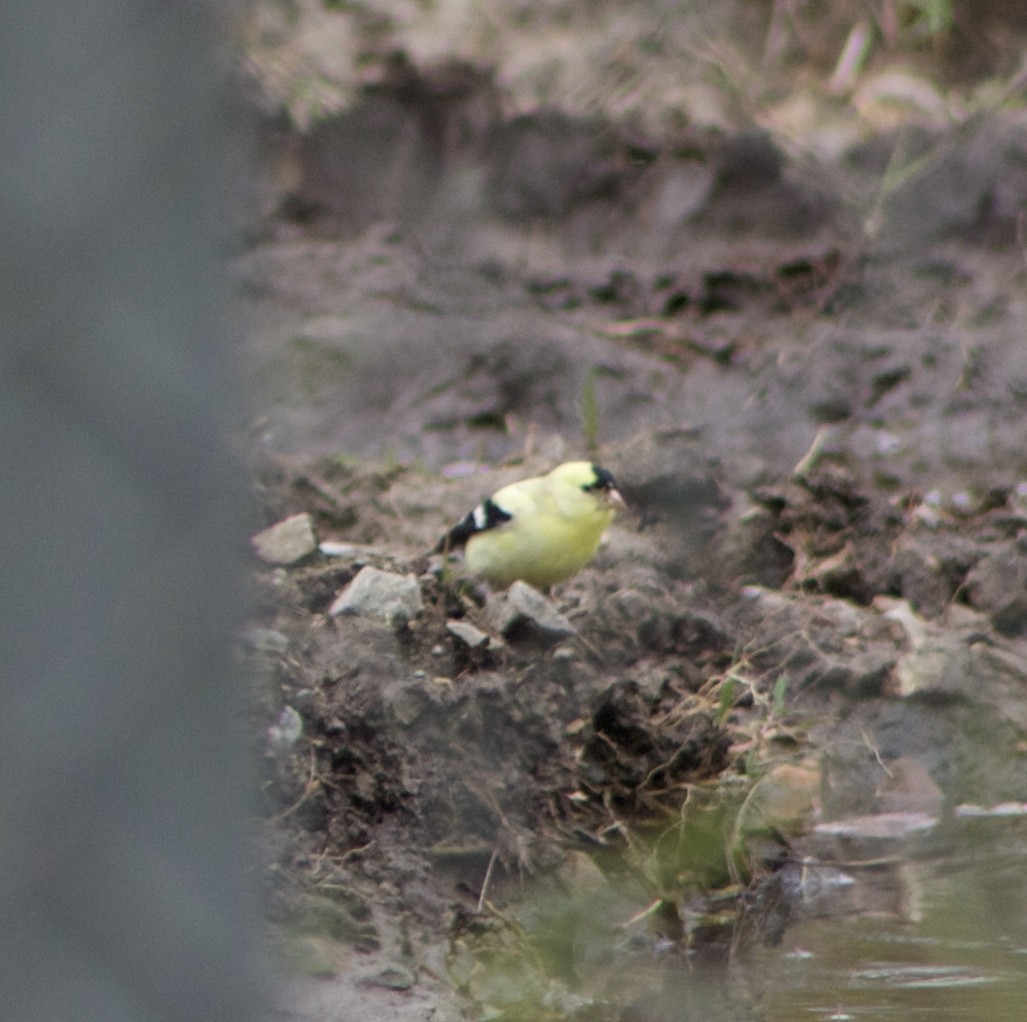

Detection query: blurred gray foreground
(0, 3), (266, 1019)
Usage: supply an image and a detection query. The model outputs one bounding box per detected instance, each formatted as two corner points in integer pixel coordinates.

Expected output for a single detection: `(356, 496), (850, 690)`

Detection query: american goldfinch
(436, 461), (626, 589)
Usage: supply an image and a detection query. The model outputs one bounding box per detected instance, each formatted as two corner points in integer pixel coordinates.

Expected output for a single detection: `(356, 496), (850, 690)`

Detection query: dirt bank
(237, 11), (1027, 1018)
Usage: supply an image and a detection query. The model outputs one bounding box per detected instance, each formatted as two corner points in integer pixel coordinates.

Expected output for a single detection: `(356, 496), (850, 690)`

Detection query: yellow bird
(436, 461), (625, 589)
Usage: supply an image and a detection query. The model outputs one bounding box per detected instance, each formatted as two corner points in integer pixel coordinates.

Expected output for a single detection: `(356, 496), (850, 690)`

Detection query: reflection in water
(636, 820), (1027, 1022)
(455, 814), (1026, 1022)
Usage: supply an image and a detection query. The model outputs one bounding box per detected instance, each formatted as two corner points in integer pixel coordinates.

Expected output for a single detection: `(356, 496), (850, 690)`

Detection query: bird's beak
(607, 487), (627, 511)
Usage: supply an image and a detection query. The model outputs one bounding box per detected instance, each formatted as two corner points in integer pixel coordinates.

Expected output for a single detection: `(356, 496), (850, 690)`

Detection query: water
(456, 815), (1027, 1021)
(744, 828), (1027, 1022)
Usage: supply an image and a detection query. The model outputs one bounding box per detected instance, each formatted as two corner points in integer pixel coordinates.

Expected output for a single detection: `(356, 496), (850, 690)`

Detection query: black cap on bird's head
(586, 465), (617, 492)
(583, 463), (626, 509)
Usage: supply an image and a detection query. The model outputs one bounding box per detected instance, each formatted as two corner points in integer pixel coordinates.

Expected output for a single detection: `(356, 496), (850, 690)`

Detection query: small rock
(328, 566), (423, 622)
(651, 160), (715, 225)
(445, 619), (491, 649)
(878, 598), (1027, 726)
(267, 705), (303, 748)
(881, 599), (973, 699)
(485, 581), (575, 642)
(251, 513), (318, 565)
(318, 540), (380, 557)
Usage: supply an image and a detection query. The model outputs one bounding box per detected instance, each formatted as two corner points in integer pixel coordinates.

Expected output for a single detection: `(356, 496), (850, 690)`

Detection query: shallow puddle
(454, 812), (1027, 1021)
(742, 823), (1026, 1022)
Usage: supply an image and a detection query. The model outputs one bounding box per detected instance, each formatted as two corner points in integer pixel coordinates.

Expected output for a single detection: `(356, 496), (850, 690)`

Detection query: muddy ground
(236, 9), (1027, 1019)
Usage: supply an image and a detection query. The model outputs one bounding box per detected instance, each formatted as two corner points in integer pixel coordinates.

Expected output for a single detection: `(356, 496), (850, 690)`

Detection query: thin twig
(477, 848), (500, 913)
